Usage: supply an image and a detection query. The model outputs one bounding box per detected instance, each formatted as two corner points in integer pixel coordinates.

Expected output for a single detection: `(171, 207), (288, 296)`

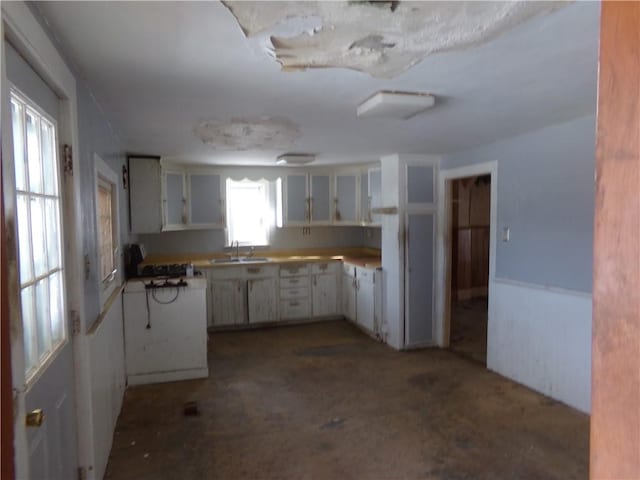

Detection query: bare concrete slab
(105, 321), (588, 480)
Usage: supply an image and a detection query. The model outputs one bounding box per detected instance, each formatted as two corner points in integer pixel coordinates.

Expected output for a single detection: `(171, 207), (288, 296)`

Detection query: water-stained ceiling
(33, 1), (600, 166)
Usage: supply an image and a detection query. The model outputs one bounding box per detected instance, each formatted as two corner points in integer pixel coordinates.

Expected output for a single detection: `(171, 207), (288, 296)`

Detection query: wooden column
(591, 2), (640, 478)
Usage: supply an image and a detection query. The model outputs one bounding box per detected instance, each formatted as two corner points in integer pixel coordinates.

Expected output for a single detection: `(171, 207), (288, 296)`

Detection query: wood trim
(1, 133), (15, 480)
(591, 2), (640, 478)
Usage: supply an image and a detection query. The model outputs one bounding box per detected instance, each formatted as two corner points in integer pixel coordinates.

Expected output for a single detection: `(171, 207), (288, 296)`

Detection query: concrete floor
(450, 297), (488, 364)
(105, 321), (588, 480)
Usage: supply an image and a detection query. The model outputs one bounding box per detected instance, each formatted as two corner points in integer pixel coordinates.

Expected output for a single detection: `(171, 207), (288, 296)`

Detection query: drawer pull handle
(247, 267), (261, 274)
(290, 301), (299, 306)
(290, 279), (299, 284)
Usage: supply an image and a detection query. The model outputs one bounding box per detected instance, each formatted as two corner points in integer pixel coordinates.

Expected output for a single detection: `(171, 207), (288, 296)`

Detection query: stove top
(138, 263), (189, 278)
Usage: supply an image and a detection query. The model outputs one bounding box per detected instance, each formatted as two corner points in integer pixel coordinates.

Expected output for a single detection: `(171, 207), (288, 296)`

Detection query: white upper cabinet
(310, 174), (332, 224)
(128, 156), (162, 234)
(188, 172), (224, 228)
(162, 167), (226, 231)
(284, 173), (308, 225)
(368, 168), (382, 226)
(406, 164), (435, 207)
(334, 173), (359, 224)
(359, 171), (370, 224)
(163, 170), (187, 230)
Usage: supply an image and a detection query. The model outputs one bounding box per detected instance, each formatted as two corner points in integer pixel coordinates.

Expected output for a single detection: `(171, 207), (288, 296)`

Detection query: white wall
(87, 292), (126, 479)
(489, 280), (592, 413)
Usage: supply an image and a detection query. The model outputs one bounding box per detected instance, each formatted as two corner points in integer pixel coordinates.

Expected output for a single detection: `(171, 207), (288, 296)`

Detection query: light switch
(502, 227), (510, 242)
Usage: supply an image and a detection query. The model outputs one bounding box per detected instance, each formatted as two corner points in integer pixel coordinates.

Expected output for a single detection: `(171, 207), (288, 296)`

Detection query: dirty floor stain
(105, 320), (588, 480)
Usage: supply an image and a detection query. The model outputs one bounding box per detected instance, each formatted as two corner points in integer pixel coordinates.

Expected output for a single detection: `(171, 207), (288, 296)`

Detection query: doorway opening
(448, 175), (490, 364)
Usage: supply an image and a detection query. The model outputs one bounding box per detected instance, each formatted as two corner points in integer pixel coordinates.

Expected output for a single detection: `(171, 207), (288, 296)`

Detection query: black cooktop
(138, 263), (188, 278)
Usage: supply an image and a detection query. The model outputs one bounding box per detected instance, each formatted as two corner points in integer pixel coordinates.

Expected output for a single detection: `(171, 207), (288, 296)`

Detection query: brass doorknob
(26, 409), (44, 427)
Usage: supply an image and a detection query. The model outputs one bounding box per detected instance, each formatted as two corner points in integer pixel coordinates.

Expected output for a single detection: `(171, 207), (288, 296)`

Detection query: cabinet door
(312, 273), (338, 317)
(248, 277), (278, 324)
(163, 170), (186, 229)
(211, 279), (246, 325)
(356, 277), (375, 333)
(342, 274), (357, 322)
(128, 156), (162, 233)
(310, 174), (331, 224)
(368, 168), (382, 225)
(284, 174), (308, 225)
(335, 174), (358, 224)
(359, 171), (370, 224)
(406, 164), (435, 206)
(189, 173), (224, 227)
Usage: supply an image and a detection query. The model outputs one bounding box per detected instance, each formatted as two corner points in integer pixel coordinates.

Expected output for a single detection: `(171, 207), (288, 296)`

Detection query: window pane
(35, 278), (51, 359)
(31, 196), (47, 277)
(45, 198), (62, 270)
(49, 271), (64, 344)
(26, 110), (43, 194)
(41, 120), (58, 196)
(21, 286), (37, 373)
(98, 184), (114, 280)
(16, 194), (33, 284)
(11, 99), (27, 191)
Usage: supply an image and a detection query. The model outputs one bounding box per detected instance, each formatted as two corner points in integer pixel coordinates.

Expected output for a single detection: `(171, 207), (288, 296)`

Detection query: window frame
(225, 178), (272, 247)
(10, 86), (68, 384)
(94, 153), (120, 310)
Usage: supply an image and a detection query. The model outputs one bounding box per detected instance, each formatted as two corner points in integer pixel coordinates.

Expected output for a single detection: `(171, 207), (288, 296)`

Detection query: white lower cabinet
(311, 262), (340, 317)
(280, 263), (311, 320)
(248, 277), (278, 323)
(356, 268), (375, 332)
(342, 264), (357, 322)
(211, 279), (246, 326)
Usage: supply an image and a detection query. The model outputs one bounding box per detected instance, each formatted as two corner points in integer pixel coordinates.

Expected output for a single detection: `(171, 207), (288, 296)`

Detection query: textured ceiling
(34, 1), (600, 166)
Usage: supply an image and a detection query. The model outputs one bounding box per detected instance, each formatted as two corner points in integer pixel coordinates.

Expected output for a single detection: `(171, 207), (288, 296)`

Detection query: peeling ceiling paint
(223, 1), (569, 78)
(194, 116), (301, 150)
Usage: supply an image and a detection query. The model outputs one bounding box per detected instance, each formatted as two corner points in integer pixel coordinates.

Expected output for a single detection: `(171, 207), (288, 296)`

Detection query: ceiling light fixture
(276, 153), (316, 166)
(357, 91), (436, 119)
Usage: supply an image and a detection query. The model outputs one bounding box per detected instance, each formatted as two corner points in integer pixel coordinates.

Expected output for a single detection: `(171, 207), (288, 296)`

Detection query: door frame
(434, 160), (497, 348)
(1, 2), (92, 477)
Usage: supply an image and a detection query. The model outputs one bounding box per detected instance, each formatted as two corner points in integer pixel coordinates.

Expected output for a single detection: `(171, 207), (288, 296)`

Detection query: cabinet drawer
(280, 298), (310, 319)
(209, 266), (245, 280)
(311, 261), (339, 275)
(280, 264), (310, 277)
(280, 287), (309, 299)
(245, 265), (279, 277)
(342, 263), (356, 277)
(280, 276), (309, 288)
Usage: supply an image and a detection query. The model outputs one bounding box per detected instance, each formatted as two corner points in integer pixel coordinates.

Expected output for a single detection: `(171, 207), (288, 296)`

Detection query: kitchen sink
(210, 257), (270, 264)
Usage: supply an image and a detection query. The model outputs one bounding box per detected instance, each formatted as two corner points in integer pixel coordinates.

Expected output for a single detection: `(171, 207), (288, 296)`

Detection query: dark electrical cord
(142, 279), (187, 329)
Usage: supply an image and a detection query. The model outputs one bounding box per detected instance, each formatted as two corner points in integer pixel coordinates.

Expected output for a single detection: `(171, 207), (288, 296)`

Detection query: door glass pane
(35, 278), (51, 359)
(41, 119), (58, 196)
(21, 286), (36, 372)
(17, 194), (33, 284)
(49, 271), (64, 344)
(31, 197), (47, 277)
(45, 198), (61, 270)
(26, 110), (43, 194)
(11, 99), (27, 191)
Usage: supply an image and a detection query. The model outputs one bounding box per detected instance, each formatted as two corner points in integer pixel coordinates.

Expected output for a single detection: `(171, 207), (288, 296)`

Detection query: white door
(5, 41), (77, 479)
(211, 279), (246, 325)
(405, 212), (436, 346)
(312, 273), (338, 317)
(342, 274), (357, 322)
(248, 277), (278, 323)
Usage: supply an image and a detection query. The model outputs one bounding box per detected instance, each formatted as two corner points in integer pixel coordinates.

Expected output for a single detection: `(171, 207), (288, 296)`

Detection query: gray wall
(138, 226), (373, 256)
(442, 114), (596, 293)
(28, 4), (129, 328)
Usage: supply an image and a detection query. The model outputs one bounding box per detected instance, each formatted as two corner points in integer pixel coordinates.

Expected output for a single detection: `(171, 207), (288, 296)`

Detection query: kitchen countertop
(142, 247), (382, 270)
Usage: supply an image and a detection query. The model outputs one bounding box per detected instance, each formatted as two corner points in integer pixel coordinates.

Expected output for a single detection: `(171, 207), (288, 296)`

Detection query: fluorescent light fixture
(276, 153), (315, 165)
(357, 91), (436, 119)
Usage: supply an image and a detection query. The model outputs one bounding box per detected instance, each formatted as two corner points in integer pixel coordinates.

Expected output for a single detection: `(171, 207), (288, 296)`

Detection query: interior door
(5, 40), (78, 479)
(405, 212), (436, 347)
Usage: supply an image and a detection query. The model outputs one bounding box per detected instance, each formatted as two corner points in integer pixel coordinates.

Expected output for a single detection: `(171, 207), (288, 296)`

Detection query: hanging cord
(142, 279), (186, 329)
